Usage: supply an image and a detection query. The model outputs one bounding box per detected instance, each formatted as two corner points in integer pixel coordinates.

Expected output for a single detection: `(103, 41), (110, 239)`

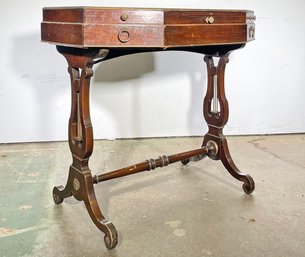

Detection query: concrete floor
(0, 135), (305, 257)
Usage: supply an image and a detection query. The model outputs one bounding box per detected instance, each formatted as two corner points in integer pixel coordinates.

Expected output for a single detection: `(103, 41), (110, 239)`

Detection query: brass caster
(103, 222), (118, 249)
(53, 186), (64, 204)
(242, 175), (255, 194)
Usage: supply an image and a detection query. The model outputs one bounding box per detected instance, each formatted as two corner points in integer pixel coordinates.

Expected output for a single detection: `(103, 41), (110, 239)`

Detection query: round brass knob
(120, 13), (128, 21)
(205, 16), (215, 24)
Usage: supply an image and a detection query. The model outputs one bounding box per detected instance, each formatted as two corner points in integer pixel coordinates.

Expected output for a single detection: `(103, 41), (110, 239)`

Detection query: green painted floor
(0, 135), (305, 257)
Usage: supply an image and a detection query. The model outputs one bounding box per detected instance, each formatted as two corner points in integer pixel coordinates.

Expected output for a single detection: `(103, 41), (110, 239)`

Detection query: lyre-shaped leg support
(183, 54), (255, 194)
(203, 54), (255, 194)
(52, 46), (118, 249)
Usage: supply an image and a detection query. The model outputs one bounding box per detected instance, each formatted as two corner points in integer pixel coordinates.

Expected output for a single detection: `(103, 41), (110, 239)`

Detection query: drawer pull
(118, 29), (131, 43)
(205, 16), (215, 24)
(249, 26), (255, 39)
(247, 15), (256, 21)
(120, 13), (129, 21)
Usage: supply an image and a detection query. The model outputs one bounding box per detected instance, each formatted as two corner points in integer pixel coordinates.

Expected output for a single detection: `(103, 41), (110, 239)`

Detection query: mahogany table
(41, 7), (256, 249)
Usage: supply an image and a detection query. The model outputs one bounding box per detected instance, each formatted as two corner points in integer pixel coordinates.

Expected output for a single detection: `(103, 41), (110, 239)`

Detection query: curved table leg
(53, 166), (118, 249)
(52, 46), (118, 249)
(185, 54), (255, 194)
(219, 139), (255, 194)
(204, 54), (255, 194)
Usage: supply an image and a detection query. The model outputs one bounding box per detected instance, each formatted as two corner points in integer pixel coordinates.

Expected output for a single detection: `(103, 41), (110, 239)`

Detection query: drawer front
(83, 9), (163, 24)
(41, 23), (83, 46)
(164, 24), (247, 46)
(42, 23), (164, 47)
(83, 25), (164, 47)
(43, 8), (83, 23)
(164, 11), (247, 25)
(43, 8), (164, 25)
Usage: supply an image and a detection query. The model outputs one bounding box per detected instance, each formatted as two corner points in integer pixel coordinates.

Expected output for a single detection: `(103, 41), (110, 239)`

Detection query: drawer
(164, 10), (250, 24)
(164, 24), (248, 46)
(43, 7), (163, 25)
(41, 22), (164, 47)
(83, 24), (164, 47)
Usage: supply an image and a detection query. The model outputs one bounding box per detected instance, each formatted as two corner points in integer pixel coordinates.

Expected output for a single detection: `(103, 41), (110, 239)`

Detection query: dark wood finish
(93, 145), (217, 183)
(43, 8), (164, 24)
(41, 7), (256, 250)
(164, 10), (247, 24)
(164, 24), (247, 46)
(41, 7), (255, 47)
(202, 55), (255, 193)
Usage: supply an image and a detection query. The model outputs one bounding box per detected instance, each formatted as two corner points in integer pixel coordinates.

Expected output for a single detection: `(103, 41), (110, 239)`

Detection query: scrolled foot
(242, 175), (255, 194)
(218, 139), (256, 194)
(102, 221), (118, 249)
(81, 171), (119, 249)
(53, 186), (64, 204)
(52, 183), (72, 204)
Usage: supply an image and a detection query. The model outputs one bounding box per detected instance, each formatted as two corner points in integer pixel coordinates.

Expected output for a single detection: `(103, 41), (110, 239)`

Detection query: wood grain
(41, 7), (255, 48)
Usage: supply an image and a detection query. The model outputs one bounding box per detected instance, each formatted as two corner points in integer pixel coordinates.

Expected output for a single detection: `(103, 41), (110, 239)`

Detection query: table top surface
(41, 6), (255, 48)
(42, 6), (251, 11)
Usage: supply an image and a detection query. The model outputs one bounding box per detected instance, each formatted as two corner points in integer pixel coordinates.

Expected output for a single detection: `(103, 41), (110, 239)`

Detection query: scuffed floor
(0, 135), (305, 257)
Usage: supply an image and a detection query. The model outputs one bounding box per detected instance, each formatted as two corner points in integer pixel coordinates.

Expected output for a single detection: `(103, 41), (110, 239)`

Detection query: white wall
(0, 0), (305, 143)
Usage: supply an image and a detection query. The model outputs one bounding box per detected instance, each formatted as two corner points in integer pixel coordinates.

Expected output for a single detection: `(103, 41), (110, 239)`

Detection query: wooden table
(41, 7), (256, 249)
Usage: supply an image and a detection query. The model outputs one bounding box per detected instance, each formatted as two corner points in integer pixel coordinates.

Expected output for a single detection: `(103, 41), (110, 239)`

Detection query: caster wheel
(242, 176), (255, 194)
(53, 185), (64, 204)
(104, 230), (118, 250)
(53, 193), (63, 204)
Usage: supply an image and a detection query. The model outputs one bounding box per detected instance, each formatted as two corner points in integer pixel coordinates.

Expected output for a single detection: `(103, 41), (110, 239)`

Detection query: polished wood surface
(41, 7), (256, 250)
(41, 7), (255, 47)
